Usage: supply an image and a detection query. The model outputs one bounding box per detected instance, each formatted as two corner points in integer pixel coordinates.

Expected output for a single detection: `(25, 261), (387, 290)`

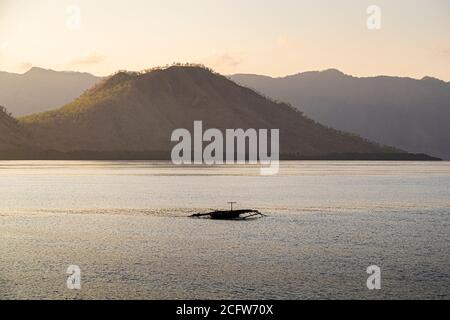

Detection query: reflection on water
(0, 161), (449, 299)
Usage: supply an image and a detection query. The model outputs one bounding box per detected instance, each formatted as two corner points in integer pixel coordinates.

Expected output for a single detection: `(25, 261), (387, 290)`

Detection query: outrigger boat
(191, 202), (265, 220)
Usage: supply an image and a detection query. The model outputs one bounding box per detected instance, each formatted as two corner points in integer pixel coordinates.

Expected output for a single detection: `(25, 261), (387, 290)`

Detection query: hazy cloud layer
(70, 52), (105, 66)
(18, 62), (33, 72)
(201, 53), (243, 73)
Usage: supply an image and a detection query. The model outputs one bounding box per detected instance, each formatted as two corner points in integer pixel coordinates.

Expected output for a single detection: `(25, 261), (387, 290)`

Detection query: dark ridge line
(0, 150), (441, 161)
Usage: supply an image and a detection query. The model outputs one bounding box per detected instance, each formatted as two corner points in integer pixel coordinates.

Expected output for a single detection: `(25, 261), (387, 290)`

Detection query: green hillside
(20, 66), (401, 158)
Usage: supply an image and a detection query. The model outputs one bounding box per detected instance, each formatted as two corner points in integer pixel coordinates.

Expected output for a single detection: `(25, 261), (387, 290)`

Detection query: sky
(0, 0), (449, 80)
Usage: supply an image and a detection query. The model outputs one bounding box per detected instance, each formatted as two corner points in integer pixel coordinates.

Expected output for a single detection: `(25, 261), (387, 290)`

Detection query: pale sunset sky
(0, 0), (449, 80)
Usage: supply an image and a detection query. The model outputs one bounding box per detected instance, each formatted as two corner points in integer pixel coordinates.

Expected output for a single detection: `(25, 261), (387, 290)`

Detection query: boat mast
(228, 201), (237, 211)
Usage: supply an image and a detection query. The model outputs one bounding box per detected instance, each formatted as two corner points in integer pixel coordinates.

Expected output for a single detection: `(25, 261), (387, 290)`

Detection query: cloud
(18, 62), (33, 72)
(201, 53), (243, 72)
(275, 35), (301, 50)
(211, 53), (241, 68)
(70, 52), (105, 66)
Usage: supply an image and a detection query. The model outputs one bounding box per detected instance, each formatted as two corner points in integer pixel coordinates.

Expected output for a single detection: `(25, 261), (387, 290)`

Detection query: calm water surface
(0, 161), (449, 299)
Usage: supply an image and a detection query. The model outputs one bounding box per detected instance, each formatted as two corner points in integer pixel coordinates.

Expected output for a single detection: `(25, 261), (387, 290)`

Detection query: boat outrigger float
(191, 202), (265, 220)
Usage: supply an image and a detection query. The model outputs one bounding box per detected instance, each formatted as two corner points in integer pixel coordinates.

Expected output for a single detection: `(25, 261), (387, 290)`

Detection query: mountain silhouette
(231, 70), (450, 159)
(0, 67), (101, 116)
(17, 66), (411, 159)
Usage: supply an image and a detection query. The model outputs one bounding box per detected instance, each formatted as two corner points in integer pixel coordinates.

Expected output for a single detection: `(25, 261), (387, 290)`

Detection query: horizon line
(1, 64), (449, 83)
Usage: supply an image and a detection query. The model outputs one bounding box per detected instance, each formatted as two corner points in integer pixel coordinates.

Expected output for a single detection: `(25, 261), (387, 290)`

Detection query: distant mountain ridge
(230, 70), (450, 159)
(2, 66), (447, 158)
(0, 67), (101, 116)
(16, 66), (407, 159)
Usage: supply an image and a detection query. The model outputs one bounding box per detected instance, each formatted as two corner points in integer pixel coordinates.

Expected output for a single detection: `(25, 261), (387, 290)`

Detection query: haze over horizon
(5, 65), (450, 83)
(1, 0), (449, 80)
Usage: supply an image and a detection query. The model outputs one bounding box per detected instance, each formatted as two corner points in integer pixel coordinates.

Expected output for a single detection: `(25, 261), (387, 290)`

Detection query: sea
(0, 161), (448, 299)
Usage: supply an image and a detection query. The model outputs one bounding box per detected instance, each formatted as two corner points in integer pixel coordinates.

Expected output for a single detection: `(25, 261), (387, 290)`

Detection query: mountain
(0, 67), (101, 116)
(0, 106), (34, 153)
(18, 66), (409, 159)
(230, 70), (450, 159)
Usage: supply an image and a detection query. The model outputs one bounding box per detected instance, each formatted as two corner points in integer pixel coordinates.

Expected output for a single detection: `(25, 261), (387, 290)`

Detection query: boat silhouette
(191, 202), (265, 220)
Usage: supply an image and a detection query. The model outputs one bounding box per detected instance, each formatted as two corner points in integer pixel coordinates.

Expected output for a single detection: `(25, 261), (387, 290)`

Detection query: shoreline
(0, 151), (442, 161)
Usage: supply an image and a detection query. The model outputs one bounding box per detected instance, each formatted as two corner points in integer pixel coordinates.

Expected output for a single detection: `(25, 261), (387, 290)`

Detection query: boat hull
(191, 209), (263, 220)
